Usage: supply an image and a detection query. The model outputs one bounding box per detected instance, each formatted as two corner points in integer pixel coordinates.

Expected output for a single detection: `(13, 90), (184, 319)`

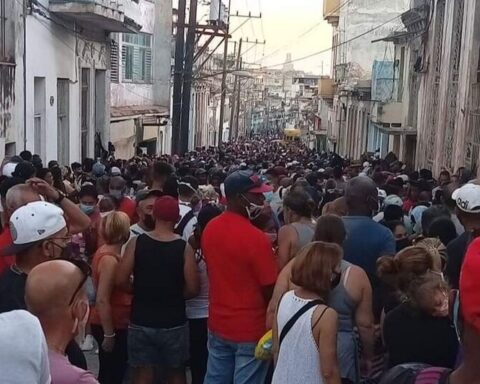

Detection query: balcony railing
(49, 0), (142, 33)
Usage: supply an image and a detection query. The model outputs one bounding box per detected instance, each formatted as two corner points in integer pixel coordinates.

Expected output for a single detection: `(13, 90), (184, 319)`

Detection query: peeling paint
(0, 65), (15, 138)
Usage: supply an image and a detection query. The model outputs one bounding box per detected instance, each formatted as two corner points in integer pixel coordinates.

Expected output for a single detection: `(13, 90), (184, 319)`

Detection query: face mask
(263, 191), (274, 204)
(79, 204), (95, 216)
(143, 214), (156, 231)
(109, 189), (123, 199)
(242, 195), (263, 221)
(100, 211), (113, 218)
(48, 241), (76, 260)
(396, 237), (410, 252)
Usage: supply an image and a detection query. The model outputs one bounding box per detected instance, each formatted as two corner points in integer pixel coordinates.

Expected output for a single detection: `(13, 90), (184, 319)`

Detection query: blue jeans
(204, 332), (269, 384)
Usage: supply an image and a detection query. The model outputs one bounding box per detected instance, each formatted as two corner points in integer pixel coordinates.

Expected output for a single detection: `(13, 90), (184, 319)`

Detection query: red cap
(153, 196), (180, 223)
(460, 237), (480, 332)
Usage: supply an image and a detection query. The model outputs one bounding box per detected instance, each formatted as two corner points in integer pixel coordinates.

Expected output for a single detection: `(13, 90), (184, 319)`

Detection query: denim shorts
(128, 323), (189, 368)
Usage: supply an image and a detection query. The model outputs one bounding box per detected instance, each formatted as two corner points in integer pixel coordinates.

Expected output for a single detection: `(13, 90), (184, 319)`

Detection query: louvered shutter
(110, 40), (119, 83)
(121, 43), (127, 80)
(145, 47), (152, 83)
(133, 45), (140, 81)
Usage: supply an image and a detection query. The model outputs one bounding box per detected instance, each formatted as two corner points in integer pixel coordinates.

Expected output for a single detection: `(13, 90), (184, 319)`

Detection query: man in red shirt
(202, 170), (277, 384)
(109, 176), (136, 223)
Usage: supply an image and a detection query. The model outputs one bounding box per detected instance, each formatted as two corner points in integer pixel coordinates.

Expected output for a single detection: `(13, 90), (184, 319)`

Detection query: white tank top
(272, 291), (325, 384)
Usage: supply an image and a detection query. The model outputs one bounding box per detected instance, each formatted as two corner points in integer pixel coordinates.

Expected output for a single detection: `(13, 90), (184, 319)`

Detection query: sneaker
(81, 334), (95, 351)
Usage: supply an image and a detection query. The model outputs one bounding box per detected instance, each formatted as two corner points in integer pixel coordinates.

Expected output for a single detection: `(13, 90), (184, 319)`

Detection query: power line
(262, 13), (403, 69)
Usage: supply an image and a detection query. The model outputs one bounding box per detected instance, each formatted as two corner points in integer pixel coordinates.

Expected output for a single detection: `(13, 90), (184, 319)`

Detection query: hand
(26, 178), (60, 201)
(102, 336), (115, 353)
(360, 358), (373, 378)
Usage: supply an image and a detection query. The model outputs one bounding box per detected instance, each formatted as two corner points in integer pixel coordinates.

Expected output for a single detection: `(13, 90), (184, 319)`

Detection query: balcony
(371, 102), (405, 133)
(49, 0), (142, 33)
(318, 77), (335, 99)
(323, 0), (340, 26)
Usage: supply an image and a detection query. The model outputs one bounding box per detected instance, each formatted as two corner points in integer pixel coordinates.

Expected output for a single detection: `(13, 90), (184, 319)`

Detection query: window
(110, 38), (120, 83)
(0, 0), (14, 62)
(121, 33), (152, 83)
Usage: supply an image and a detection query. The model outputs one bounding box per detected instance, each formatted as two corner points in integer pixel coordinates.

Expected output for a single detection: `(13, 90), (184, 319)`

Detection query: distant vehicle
(283, 128), (301, 141)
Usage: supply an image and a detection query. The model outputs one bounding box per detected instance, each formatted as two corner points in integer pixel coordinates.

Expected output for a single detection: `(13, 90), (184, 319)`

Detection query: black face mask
(396, 237), (410, 252)
(143, 214), (156, 231)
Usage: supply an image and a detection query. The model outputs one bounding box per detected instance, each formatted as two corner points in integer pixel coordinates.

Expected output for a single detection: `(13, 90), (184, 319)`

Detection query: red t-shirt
(0, 227), (15, 275)
(119, 197), (137, 224)
(202, 211), (278, 342)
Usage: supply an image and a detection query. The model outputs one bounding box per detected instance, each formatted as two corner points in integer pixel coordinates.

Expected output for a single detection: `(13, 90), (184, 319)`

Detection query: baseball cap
(2, 162), (18, 178)
(224, 170), (272, 198)
(383, 194), (403, 207)
(135, 189), (164, 204)
(92, 162), (106, 177)
(153, 196), (180, 222)
(110, 167), (121, 176)
(452, 183), (480, 213)
(460, 237), (480, 333)
(1, 201), (66, 256)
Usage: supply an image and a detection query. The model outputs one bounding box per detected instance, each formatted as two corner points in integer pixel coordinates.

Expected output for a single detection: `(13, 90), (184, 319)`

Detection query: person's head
(25, 259), (91, 345)
(427, 217), (457, 247)
(0, 178), (25, 220)
(153, 196), (181, 230)
(19, 150), (32, 162)
(314, 214), (346, 246)
(12, 161), (36, 181)
(71, 162), (82, 175)
(47, 160), (58, 170)
(407, 181), (421, 201)
(439, 170), (451, 186)
(98, 195), (119, 217)
(82, 158), (94, 173)
(377, 246), (448, 316)
(452, 183), (480, 231)
(421, 205), (450, 236)
(224, 170), (272, 220)
(383, 204), (404, 222)
(78, 185), (99, 216)
(195, 204), (222, 240)
(333, 166), (343, 180)
(100, 211), (130, 246)
(5, 184), (41, 219)
(178, 176), (199, 203)
(135, 189), (164, 231)
(109, 176), (126, 200)
(410, 205), (429, 235)
(194, 168), (208, 186)
(37, 168), (53, 186)
(345, 176), (378, 217)
(415, 237), (447, 272)
(152, 161), (174, 188)
(265, 166), (288, 189)
(291, 241), (343, 299)
(2, 201), (69, 268)
(282, 190), (314, 224)
(384, 220), (407, 240)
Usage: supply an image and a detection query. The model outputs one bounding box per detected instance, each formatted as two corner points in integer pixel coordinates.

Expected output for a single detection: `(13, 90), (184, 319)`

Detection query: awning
(110, 105), (169, 122)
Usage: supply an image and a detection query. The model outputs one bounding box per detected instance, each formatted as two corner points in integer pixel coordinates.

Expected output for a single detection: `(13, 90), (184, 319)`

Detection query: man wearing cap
(202, 170), (278, 384)
(265, 166), (288, 216)
(130, 189), (164, 237)
(176, 176), (200, 241)
(446, 183), (480, 289)
(117, 196), (199, 384)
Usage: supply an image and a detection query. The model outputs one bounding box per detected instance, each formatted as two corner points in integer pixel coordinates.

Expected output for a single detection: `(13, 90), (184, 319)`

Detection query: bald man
(26, 260), (98, 384)
(342, 176), (395, 319)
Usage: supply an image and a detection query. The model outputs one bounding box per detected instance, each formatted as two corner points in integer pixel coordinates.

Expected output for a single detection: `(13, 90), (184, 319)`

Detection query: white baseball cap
(110, 167), (121, 176)
(2, 163), (18, 178)
(452, 183), (480, 213)
(383, 194), (404, 207)
(1, 201), (66, 255)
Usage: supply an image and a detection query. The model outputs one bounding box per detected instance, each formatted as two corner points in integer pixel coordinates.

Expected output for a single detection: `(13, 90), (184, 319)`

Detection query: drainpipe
(23, 0), (27, 150)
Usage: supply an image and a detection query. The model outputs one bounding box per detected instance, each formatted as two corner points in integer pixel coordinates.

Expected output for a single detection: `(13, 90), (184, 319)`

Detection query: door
(57, 79), (70, 165)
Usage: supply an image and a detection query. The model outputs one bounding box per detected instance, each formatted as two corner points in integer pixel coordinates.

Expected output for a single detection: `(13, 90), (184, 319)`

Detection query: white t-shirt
(178, 203), (197, 242)
(0, 310), (51, 384)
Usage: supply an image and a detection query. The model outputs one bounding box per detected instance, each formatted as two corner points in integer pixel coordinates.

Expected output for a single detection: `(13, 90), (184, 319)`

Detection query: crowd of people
(0, 141), (479, 384)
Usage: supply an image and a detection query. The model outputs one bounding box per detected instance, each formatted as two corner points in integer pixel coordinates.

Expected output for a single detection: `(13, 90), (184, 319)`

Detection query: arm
(266, 260), (294, 329)
(277, 225), (296, 269)
(318, 308), (341, 384)
(184, 242), (200, 299)
(272, 300), (280, 365)
(116, 237), (136, 293)
(26, 178), (90, 234)
(353, 269), (375, 363)
(96, 256), (117, 337)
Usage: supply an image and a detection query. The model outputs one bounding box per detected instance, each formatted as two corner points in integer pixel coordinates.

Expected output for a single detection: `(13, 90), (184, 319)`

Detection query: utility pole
(172, 0), (187, 155)
(179, 0), (198, 154)
(234, 57), (243, 140)
(229, 38), (242, 142)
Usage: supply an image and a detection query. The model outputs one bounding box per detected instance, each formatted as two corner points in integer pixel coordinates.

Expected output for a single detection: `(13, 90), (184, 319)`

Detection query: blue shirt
(342, 216), (396, 277)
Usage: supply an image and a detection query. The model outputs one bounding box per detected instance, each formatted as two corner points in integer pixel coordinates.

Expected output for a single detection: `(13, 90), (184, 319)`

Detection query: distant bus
(283, 128), (301, 141)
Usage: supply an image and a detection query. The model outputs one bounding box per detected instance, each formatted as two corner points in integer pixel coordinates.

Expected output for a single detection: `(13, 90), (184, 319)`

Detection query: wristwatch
(54, 191), (66, 205)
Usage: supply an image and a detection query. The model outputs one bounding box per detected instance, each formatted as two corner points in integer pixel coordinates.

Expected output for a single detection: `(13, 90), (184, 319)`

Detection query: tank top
(90, 251), (132, 330)
(328, 260), (358, 382)
(272, 291), (326, 384)
(131, 234), (186, 328)
(186, 249), (209, 319)
(291, 221), (316, 250)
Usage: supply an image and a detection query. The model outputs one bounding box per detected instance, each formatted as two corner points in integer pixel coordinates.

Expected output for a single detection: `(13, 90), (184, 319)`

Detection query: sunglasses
(60, 257), (92, 306)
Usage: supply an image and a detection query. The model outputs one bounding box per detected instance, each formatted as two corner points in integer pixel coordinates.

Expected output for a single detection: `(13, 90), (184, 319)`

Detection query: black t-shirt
(0, 268), (27, 313)
(383, 303), (459, 369)
(446, 231), (471, 289)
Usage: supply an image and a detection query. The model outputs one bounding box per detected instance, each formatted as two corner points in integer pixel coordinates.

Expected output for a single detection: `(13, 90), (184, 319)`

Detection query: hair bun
(377, 256), (398, 279)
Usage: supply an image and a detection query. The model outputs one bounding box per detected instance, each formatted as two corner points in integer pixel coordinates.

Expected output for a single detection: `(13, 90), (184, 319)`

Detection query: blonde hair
(291, 241), (342, 299)
(101, 211), (131, 245)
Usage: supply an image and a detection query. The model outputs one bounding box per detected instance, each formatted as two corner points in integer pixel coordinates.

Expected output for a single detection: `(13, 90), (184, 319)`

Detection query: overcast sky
(197, 0), (332, 74)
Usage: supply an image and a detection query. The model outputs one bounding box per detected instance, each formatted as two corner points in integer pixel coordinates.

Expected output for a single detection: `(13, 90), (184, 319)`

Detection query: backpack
(379, 364), (451, 384)
(174, 209), (195, 237)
